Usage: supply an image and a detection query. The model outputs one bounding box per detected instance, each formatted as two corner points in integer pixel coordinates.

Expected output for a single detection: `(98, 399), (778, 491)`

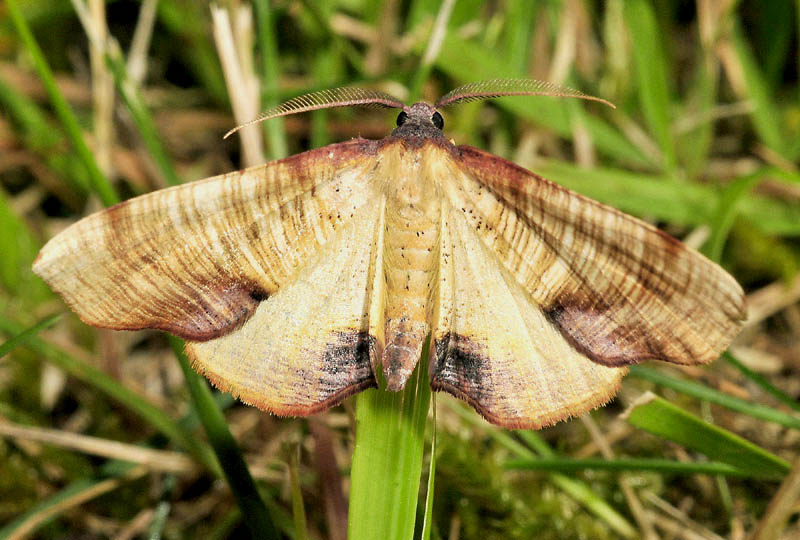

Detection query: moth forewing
(32, 140), (382, 340)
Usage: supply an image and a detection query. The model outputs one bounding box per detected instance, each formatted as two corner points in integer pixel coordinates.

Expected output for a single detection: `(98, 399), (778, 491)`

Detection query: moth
(33, 79), (746, 429)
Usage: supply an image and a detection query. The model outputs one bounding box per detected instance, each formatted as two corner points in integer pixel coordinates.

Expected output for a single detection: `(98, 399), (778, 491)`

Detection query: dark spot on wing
(158, 282), (269, 342)
(313, 331), (377, 405)
(430, 334), (495, 413)
(543, 300), (670, 366)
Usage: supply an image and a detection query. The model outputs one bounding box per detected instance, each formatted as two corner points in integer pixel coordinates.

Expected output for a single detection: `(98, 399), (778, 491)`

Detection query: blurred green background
(1, 0), (800, 539)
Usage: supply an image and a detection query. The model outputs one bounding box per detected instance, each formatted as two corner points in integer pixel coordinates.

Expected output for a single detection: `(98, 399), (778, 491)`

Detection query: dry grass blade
(0, 421), (198, 474)
(3, 466), (147, 540)
(749, 454), (800, 540)
(743, 274), (800, 329)
(580, 415), (657, 540)
(126, 0), (157, 86)
(642, 492), (727, 540)
(211, 4), (264, 167)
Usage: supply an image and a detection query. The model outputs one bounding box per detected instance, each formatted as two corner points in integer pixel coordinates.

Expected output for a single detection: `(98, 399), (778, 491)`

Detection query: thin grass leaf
(0, 392), (234, 539)
(103, 47), (182, 187)
(624, 393), (790, 477)
(0, 74), (88, 205)
(505, 457), (783, 479)
(6, 0), (118, 206)
(67, 1), (183, 190)
(0, 463), (144, 540)
(420, 398), (437, 540)
(0, 317), (218, 472)
(704, 170), (766, 262)
(0, 189), (37, 294)
(502, 0), (536, 74)
(729, 18), (788, 158)
(448, 403), (637, 539)
(208, 508), (243, 540)
(349, 344), (431, 540)
(156, 0), (228, 105)
(753, 2), (794, 88)
(0, 314), (60, 359)
(679, 48), (717, 179)
(297, 0), (365, 74)
(624, 0), (676, 172)
(289, 445), (310, 540)
(146, 475), (175, 539)
(407, 0), (456, 101)
(537, 160), (800, 236)
(169, 338), (278, 540)
(629, 365), (800, 431)
(723, 352), (800, 414)
(514, 429), (640, 537)
(254, 0), (288, 159)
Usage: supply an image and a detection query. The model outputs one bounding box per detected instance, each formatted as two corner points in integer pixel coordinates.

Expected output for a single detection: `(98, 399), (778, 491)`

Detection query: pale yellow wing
(187, 199), (385, 415)
(33, 139), (381, 341)
(442, 146), (745, 368)
(432, 202), (625, 429)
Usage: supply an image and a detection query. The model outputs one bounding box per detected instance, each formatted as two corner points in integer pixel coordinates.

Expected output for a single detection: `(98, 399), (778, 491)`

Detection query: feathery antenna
(224, 87), (404, 139)
(434, 79), (615, 109)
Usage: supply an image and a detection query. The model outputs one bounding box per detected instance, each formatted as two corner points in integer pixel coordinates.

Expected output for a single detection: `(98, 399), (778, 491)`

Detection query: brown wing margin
(33, 139), (381, 341)
(448, 145), (746, 367)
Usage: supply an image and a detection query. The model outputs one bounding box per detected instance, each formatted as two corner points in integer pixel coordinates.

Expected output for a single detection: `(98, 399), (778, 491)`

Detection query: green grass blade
(289, 445), (310, 540)
(169, 338), (278, 539)
(0, 188), (42, 295)
(729, 17), (788, 158)
(624, 394), (790, 477)
(0, 74), (88, 204)
(156, 0), (228, 105)
(6, 0), (118, 206)
(723, 352), (800, 413)
(502, 0), (536, 74)
(704, 170), (765, 262)
(408, 0), (456, 101)
(624, 0), (676, 172)
(0, 463), (140, 540)
(505, 457), (782, 479)
(0, 392), (235, 539)
(448, 404), (637, 538)
(679, 49), (717, 178)
(629, 365), (800, 431)
(297, 0), (365, 74)
(349, 345), (431, 540)
(103, 45), (182, 187)
(0, 317), (217, 472)
(254, 0), (288, 159)
(0, 314), (60, 359)
(537, 160), (800, 236)
(420, 398), (437, 540)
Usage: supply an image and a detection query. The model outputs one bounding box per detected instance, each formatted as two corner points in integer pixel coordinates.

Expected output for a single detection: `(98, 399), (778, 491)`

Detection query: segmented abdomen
(381, 195), (441, 390)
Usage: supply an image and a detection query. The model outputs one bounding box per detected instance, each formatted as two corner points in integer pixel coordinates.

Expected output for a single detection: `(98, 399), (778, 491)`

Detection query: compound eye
(432, 111), (444, 130)
(396, 111), (408, 127)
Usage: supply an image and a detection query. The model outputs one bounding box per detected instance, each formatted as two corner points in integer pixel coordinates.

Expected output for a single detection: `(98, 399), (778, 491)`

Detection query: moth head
(391, 102), (446, 139)
(225, 79), (614, 139)
(396, 103), (443, 129)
